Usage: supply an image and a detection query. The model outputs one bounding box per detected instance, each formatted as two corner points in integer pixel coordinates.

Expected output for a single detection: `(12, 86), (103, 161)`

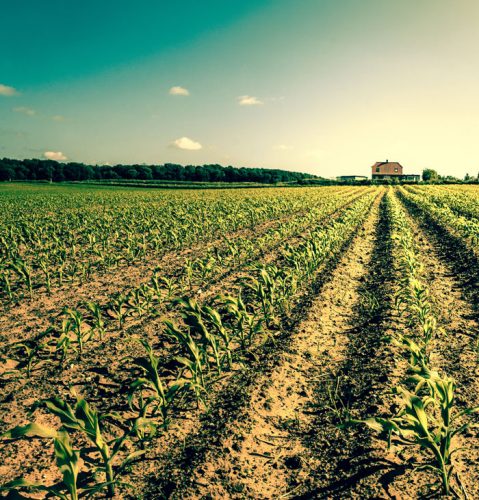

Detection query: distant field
(1, 183), (479, 498)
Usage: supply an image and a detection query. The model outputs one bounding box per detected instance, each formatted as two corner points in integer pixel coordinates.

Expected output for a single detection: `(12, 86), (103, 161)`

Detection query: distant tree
(422, 169), (439, 182)
(126, 168), (138, 179)
(0, 164), (15, 181)
(465, 173), (471, 182)
(136, 166), (153, 180)
(0, 158), (319, 184)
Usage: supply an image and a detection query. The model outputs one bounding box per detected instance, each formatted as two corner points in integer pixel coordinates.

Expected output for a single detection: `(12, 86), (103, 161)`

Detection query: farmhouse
(371, 160), (420, 182)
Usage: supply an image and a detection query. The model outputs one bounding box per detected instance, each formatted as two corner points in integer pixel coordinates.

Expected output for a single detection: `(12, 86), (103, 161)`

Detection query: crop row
(0, 190), (377, 498)
(407, 184), (479, 222)
(2, 187), (372, 375)
(358, 190), (478, 496)
(399, 187), (479, 253)
(0, 185), (360, 303)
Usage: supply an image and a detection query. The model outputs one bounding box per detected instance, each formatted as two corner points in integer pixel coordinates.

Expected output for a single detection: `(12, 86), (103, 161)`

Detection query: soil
(2, 185), (479, 500)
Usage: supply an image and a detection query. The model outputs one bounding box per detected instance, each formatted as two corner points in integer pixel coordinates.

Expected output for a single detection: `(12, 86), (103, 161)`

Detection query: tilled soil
(143, 192), (400, 499)
(2, 186), (479, 500)
(399, 193), (479, 498)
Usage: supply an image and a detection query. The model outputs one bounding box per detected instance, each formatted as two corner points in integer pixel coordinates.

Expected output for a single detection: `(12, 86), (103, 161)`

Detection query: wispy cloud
(44, 151), (67, 161)
(13, 106), (36, 116)
(52, 115), (66, 122)
(237, 95), (263, 106)
(0, 84), (19, 96)
(169, 86), (190, 96)
(171, 136), (202, 150)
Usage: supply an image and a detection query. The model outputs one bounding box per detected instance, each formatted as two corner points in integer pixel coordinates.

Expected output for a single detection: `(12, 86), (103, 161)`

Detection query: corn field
(1, 182), (479, 499)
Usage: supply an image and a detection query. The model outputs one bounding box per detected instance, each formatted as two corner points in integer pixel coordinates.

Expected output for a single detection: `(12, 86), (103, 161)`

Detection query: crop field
(1, 182), (479, 499)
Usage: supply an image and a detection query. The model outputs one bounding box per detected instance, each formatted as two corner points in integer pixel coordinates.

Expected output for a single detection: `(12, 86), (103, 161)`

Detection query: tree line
(422, 168), (479, 183)
(0, 158), (317, 184)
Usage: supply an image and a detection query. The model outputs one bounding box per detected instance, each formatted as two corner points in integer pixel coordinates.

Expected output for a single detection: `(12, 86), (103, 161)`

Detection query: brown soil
(0, 191), (372, 494)
(138, 190), (409, 499)
(3, 186), (479, 500)
(398, 192), (479, 498)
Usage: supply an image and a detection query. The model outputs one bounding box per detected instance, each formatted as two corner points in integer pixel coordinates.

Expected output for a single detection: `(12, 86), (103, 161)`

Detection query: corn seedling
(12, 328), (53, 377)
(363, 376), (478, 496)
(164, 319), (208, 405)
(128, 339), (187, 429)
(1, 394), (144, 498)
(61, 307), (93, 355)
(177, 297), (223, 373)
(11, 259), (33, 298)
(219, 293), (263, 350)
(85, 301), (106, 340)
(107, 293), (130, 328)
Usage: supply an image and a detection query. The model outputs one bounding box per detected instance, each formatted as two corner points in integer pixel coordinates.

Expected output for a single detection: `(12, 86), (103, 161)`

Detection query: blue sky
(2, 0), (479, 177)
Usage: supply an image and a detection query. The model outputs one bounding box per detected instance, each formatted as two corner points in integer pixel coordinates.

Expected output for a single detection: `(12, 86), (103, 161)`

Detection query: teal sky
(2, 0), (479, 178)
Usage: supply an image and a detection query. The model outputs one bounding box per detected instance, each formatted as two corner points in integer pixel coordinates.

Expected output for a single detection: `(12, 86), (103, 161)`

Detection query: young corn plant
(12, 328), (54, 378)
(163, 319), (208, 406)
(85, 301), (106, 341)
(127, 288), (149, 317)
(218, 293), (263, 350)
(176, 297), (223, 373)
(201, 303), (233, 369)
(243, 268), (278, 327)
(107, 293), (130, 328)
(192, 256), (217, 284)
(184, 258), (195, 291)
(38, 256), (52, 294)
(61, 307), (93, 356)
(363, 374), (478, 496)
(1, 395), (143, 498)
(11, 259), (34, 298)
(128, 340), (187, 431)
(0, 266), (14, 301)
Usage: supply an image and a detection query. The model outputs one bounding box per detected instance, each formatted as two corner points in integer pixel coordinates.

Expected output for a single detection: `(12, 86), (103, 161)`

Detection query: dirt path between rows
(162, 190), (410, 499)
(0, 192), (374, 491)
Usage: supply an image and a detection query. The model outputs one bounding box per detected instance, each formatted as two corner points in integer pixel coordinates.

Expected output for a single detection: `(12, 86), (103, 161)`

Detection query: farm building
(371, 160), (420, 182)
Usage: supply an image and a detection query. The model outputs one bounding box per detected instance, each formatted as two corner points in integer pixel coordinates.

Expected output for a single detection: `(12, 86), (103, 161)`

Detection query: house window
(394, 167), (398, 172)
(376, 167), (380, 172)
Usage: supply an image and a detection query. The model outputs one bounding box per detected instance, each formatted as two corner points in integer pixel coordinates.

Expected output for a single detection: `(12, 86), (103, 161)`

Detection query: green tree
(422, 168), (439, 182)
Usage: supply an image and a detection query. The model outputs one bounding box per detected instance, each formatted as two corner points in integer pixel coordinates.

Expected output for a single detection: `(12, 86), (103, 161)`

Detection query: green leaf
(2, 422), (58, 440)
(0, 478), (68, 499)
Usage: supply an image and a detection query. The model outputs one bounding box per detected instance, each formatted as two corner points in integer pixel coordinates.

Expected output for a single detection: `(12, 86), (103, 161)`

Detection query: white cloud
(172, 137), (202, 150)
(0, 84), (19, 96)
(13, 106), (35, 116)
(52, 115), (65, 122)
(237, 95), (263, 106)
(169, 86), (190, 96)
(44, 151), (67, 161)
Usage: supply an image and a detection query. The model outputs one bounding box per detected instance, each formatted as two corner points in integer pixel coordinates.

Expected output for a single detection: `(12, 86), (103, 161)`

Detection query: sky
(1, 0), (479, 178)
